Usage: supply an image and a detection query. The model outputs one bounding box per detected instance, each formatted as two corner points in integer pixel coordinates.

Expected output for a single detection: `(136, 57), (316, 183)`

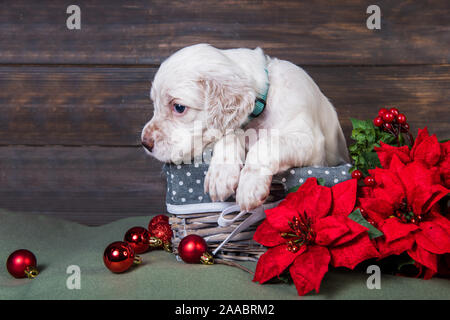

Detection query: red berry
(401, 122), (410, 132)
(397, 113), (406, 124)
(383, 122), (392, 131)
(389, 108), (399, 117)
(382, 112), (395, 123)
(373, 116), (383, 127)
(378, 108), (388, 117)
(351, 170), (363, 180)
(364, 176), (376, 187)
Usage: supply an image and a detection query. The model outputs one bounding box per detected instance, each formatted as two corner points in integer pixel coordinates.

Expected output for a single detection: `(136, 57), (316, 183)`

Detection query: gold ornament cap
(200, 252), (214, 265)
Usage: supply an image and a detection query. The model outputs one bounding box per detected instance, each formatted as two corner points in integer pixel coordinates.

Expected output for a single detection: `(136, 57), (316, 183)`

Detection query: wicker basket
(170, 211), (266, 261)
(166, 162), (352, 262)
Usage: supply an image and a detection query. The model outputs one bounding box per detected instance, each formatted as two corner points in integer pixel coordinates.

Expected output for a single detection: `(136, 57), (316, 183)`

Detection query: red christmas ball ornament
(397, 113), (407, 124)
(364, 176), (376, 187)
(6, 249), (39, 279)
(351, 169), (363, 180)
(149, 222), (173, 243)
(378, 108), (388, 117)
(103, 241), (141, 273)
(178, 234), (209, 264)
(124, 226), (150, 254)
(148, 222), (173, 251)
(382, 112), (395, 123)
(373, 116), (383, 127)
(148, 214), (169, 230)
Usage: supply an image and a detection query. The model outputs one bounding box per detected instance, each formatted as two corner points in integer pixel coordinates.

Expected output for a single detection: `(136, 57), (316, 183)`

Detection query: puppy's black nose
(142, 139), (154, 153)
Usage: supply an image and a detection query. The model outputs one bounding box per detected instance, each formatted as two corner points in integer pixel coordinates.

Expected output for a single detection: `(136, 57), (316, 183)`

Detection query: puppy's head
(141, 44), (257, 163)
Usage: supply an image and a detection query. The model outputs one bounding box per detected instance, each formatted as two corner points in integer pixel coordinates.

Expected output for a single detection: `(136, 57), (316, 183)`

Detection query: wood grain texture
(0, 0), (449, 226)
(1, 64), (449, 147)
(0, 146), (166, 225)
(0, 0), (449, 65)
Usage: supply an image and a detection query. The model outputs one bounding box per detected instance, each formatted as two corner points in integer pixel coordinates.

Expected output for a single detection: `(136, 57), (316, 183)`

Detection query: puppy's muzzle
(141, 138), (154, 153)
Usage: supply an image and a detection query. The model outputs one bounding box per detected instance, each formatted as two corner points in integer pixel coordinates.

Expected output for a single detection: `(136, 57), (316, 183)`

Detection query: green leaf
(288, 177), (326, 194)
(287, 185), (299, 194)
(317, 178), (326, 186)
(348, 209), (383, 239)
(396, 256), (416, 272)
(350, 118), (373, 131)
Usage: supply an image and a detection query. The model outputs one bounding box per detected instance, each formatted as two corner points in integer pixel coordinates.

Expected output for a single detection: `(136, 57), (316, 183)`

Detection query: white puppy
(142, 44), (349, 211)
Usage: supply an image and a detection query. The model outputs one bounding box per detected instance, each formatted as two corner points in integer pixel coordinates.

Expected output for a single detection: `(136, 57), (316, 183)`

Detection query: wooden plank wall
(0, 0), (449, 225)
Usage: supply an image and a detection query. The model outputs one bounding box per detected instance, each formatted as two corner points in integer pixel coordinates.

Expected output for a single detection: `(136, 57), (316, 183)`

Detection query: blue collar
(248, 68), (269, 120)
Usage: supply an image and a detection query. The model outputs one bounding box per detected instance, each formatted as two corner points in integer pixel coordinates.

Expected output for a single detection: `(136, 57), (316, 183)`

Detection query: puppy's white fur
(142, 44), (349, 210)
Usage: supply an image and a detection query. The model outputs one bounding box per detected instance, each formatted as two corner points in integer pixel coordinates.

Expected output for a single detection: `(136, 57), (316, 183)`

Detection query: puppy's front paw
(236, 167), (272, 211)
(204, 163), (241, 202)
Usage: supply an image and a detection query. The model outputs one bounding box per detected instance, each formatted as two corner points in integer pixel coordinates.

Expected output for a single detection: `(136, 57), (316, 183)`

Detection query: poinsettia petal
(265, 205), (299, 233)
(253, 244), (305, 284)
(330, 179), (357, 217)
(289, 245), (330, 296)
(374, 142), (411, 168)
(298, 178), (332, 219)
(330, 234), (379, 269)
(357, 186), (374, 198)
(314, 216), (349, 246)
(380, 217), (418, 243)
(410, 128), (441, 167)
(369, 166), (405, 207)
(407, 244), (438, 278)
(399, 162), (449, 215)
(428, 210), (450, 234)
(439, 140), (450, 187)
(358, 198), (394, 222)
(375, 235), (415, 258)
(253, 219), (286, 247)
(438, 153), (450, 188)
(415, 215), (450, 255)
(331, 216), (369, 247)
(410, 127), (429, 157)
(282, 177), (318, 211)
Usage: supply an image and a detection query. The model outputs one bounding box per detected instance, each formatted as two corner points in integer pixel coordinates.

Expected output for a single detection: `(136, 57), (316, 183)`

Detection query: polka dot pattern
(163, 163), (352, 208)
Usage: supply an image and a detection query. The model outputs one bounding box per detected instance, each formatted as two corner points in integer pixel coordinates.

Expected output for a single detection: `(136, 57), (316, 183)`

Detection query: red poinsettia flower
(358, 155), (450, 279)
(253, 178), (379, 296)
(375, 127), (450, 188)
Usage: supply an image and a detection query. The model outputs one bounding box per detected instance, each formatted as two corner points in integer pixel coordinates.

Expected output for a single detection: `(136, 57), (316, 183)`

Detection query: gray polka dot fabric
(164, 162), (352, 214)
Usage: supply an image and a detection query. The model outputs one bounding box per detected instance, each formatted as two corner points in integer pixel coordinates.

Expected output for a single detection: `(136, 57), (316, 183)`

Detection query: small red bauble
(378, 108), (388, 117)
(397, 113), (407, 125)
(149, 222), (173, 243)
(389, 107), (399, 117)
(351, 169), (363, 180)
(373, 116), (383, 127)
(103, 241), (140, 273)
(382, 112), (395, 123)
(178, 234), (208, 264)
(6, 249), (39, 279)
(364, 176), (376, 187)
(124, 226), (150, 254)
(148, 214), (169, 230)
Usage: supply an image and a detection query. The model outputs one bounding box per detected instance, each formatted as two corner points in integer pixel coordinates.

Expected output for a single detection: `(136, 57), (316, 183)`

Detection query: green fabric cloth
(0, 209), (448, 300)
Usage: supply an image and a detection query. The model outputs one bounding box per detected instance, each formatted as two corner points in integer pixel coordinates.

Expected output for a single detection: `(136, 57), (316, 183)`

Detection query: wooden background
(0, 0), (449, 225)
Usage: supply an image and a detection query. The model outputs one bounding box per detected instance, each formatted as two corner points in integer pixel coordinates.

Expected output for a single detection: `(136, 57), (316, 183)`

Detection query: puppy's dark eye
(173, 103), (186, 114)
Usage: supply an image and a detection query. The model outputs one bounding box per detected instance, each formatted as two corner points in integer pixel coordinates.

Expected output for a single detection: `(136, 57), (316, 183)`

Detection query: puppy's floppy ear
(199, 76), (255, 132)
